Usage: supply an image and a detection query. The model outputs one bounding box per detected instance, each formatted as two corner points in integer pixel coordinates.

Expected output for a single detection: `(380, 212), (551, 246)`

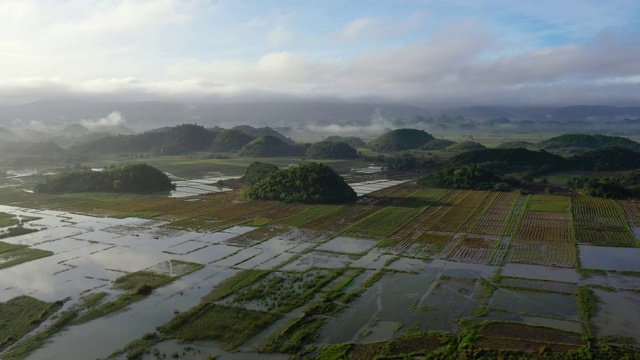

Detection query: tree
(243, 162), (279, 186)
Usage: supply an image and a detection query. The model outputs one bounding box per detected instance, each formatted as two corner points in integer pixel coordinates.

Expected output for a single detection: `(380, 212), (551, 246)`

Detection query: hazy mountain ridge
(2, 100), (640, 129)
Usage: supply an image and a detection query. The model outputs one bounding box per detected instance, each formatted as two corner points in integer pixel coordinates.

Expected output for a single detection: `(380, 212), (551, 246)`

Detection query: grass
(2, 308), (78, 360)
(158, 304), (279, 350)
(0, 296), (62, 352)
(203, 269), (270, 302)
(526, 194), (570, 213)
(259, 316), (325, 353)
(315, 343), (352, 360)
(77, 261), (203, 324)
(0, 226), (39, 240)
(0, 212), (20, 228)
(576, 286), (597, 323)
(0, 241), (52, 270)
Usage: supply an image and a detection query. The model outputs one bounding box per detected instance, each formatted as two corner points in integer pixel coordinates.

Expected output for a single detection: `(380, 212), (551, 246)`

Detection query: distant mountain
(0, 99), (430, 129)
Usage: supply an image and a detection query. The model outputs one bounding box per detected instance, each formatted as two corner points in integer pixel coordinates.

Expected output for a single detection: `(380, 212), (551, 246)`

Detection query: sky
(2, 0), (640, 106)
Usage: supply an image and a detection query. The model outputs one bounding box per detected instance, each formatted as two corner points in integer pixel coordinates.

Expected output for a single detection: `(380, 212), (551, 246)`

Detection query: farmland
(1, 172), (640, 359)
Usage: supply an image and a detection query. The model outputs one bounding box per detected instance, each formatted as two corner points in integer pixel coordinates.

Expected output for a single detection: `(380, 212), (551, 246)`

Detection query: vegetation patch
(34, 163), (175, 194)
(0, 296), (62, 352)
(0, 241), (52, 270)
(77, 261), (203, 324)
(246, 162), (358, 204)
(478, 322), (583, 346)
(158, 304), (279, 350)
(2, 308), (78, 360)
(572, 197), (636, 246)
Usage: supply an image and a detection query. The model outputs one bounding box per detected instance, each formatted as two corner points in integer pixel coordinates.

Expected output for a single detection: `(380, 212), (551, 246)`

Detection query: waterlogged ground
(1, 186), (640, 358)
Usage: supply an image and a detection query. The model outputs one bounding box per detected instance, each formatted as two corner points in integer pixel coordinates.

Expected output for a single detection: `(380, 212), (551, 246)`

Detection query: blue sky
(1, 0), (640, 105)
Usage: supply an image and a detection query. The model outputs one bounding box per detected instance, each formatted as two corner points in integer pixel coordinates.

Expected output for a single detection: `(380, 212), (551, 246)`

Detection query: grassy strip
(203, 269), (270, 302)
(0, 212), (20, 228)
(576, 286), (598, 335)
(259, 316), (325, 353)
(314, 343), (352, 360)
(576, 286), (597, 322)
(3, 308), (78, 360)
(159, 303), (280, 351)
(0, 244), (52, 270)
(0, 226), (38, 240)
(0, 296), (62, 352)
(341, 270), (386, 303)
(77, 261), (204, 324)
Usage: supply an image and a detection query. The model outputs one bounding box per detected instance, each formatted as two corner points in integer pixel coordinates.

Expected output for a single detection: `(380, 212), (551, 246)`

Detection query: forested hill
(538, 134), (640, 152)
(34, 163), (175, 194)
(70, 124), (293, 155)
(367, 129), (435, 152)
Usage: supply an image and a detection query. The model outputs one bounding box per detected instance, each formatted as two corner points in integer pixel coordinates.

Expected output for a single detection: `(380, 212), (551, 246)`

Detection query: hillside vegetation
(210, 129), (254, 152)
(323, 136), (366, 148)
(539, 134), (640, 152)
(245, 163), (357, 204)
(306, 141), (358, 159)
(450, 148), (568, 174)
(238, 136), (303, 157)
(367, 128), (435, 152)
(34, 163), (174, 194)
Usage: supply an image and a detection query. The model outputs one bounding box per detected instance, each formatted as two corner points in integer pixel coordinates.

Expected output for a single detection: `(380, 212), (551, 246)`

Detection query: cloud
(335, 12), (425, 42)
(80, 112), (128, 131)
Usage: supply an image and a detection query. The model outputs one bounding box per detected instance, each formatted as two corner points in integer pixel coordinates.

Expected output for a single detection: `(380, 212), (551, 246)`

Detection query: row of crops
(272, 185), (640, 268)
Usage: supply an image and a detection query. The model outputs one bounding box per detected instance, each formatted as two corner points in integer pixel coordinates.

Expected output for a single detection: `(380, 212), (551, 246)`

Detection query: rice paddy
(1, 177), (640, 359)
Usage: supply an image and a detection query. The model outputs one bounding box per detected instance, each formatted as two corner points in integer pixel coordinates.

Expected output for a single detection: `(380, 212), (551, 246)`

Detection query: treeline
(34, 163), (175, 194)
(568, 170), (640, 199)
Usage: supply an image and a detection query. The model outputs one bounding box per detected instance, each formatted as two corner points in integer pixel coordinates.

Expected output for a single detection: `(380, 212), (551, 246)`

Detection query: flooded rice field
(2, 188), (640, 359)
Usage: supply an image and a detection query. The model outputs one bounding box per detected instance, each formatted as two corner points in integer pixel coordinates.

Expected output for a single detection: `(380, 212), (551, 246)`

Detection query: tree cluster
(34, 163), (175, 194)
(418, 165), (521, 191)
(306, 141), (358, 159)
(245, 163), (357, 204)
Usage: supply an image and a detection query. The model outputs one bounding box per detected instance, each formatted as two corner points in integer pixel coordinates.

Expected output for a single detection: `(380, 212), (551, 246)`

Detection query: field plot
(572, 197), (636, 247)
(447, 235), (498, 264)
(422, 191), (490, 233)
(507, 211), (576, 267)
(342, 206), (423, 239)
(619, 200), (640, 240)
(391, 190), (483, 243)
(477, 322), (582, 352)
(527, 194), (570, 213)
(279, 205), (343, 227)
(468, 192), (519, 236)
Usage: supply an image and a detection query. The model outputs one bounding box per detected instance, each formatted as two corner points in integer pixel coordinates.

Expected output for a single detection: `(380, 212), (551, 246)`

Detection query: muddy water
(592, 289), (640, 343)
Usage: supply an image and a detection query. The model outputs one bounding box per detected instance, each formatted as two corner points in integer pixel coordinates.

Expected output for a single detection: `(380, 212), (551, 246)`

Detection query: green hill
(72, 124), (218, 155)
(367, 128), (435, 152)
(211, 129), (254, 152)
(306, 141), (358, 159)
(496, 141), (534, 149)
(445, 141), (486, 152)
(245, 163), (357, 204)
(34, 163), (174, 194)
(323, 136), (366, 148)
(539, 134), (640, 152)
(238, 135), (300, 157)
(232, 125), (294, 145)
(450, 148), (568, 173)
(421, 139), (455, 150)
(571, 147), (640, 171)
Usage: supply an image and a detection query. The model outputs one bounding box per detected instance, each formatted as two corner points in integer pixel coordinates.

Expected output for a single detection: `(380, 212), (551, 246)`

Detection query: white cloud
(80, 112), (128, 131)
